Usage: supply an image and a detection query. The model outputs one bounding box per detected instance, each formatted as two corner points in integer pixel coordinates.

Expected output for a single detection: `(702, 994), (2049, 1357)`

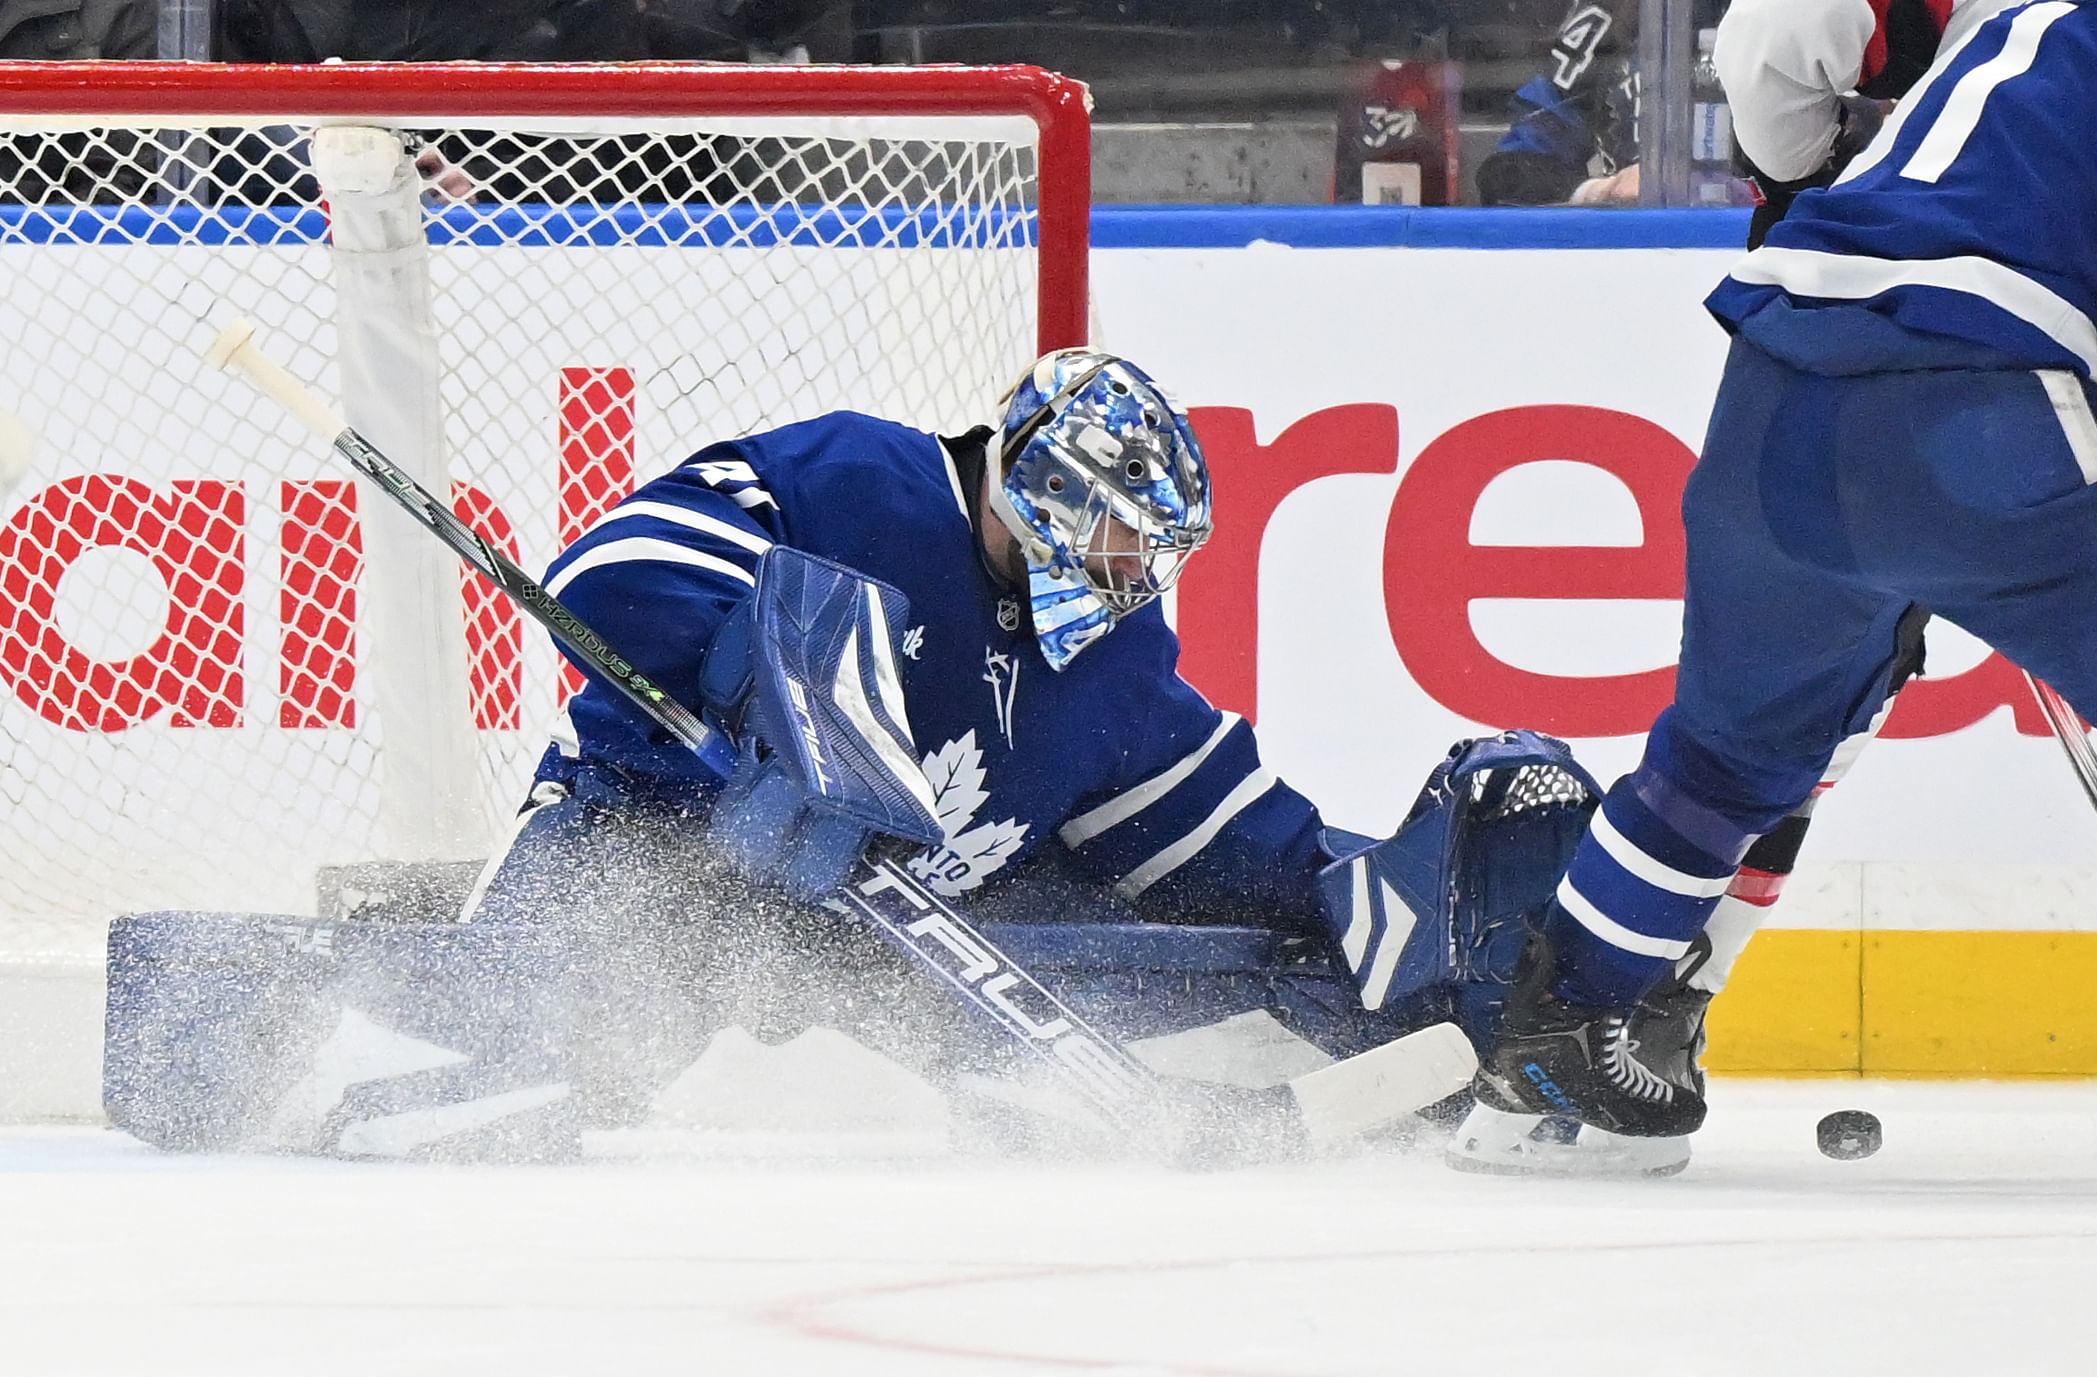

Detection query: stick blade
(1288, 1020), (1479, 1148)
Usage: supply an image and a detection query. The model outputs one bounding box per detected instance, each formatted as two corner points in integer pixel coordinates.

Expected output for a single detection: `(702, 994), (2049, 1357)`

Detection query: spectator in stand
(1475, 0), (1732, 207)
(1475, 0), (1642, 206)
(215, 1), (645, 61)
(0, 2), (157, 202)
(216, 0), (852, 64)
(641, 1), (854, 63)
(0, 0), (154, 60)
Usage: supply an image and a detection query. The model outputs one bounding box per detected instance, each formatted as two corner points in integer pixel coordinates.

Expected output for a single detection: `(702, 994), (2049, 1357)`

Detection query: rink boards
(1097, 207), (2097, 1078)
(3, 207), (2093, 1126)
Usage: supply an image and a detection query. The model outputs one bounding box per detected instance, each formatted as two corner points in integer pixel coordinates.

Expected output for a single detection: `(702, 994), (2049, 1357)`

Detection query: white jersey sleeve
(1715, 0), (1884, 180)
(1715, 0), (2011, 183)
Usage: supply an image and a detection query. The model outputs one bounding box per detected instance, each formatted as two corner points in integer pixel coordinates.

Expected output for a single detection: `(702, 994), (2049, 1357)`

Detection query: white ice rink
(6, 1079), (2095, 1377)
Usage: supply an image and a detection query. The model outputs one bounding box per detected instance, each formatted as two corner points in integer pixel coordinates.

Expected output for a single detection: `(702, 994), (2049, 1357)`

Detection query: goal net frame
(0, 60), (1092, 955)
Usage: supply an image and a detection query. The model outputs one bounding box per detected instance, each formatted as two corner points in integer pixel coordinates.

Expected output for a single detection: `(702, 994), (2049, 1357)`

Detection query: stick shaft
(2023, 671), (2097, 815)
(212, 322), (735, 776)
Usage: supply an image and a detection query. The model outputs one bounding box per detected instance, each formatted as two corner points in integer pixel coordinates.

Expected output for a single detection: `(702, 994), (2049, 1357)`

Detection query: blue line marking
(0, 201), (1043, 250)
(1091, 206), (1752, 251)
(0, 200), (1751, 252)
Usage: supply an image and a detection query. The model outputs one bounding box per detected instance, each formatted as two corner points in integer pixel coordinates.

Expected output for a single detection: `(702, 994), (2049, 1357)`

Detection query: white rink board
(1093, 233), (2097, 932)
(7, 210), (2094, 1121)
(4, 218), (2082, 939)
(0, 237), (1031, 928)
(6, 231), (2086, 935)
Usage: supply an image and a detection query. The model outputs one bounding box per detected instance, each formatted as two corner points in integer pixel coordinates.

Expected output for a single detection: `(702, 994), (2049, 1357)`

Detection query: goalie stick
(204, 319), (1478, 1156)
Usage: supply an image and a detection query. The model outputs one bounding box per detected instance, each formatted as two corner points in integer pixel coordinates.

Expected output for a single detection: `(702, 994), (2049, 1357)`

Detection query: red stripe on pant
(1728, 866), (1787, 908)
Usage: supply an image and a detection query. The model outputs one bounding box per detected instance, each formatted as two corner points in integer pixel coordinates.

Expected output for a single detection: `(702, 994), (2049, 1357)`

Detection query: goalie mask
(986, 349), (1213, 670)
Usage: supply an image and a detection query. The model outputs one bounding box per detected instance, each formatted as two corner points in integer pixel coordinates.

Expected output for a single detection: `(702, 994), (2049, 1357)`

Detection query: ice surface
(5, 1079), (2095, 1376)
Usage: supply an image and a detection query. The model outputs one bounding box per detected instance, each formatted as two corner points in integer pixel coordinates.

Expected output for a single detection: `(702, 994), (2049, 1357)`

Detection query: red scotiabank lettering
(0, 367), (637, 736)
(0, 476), (244, 731)
(454, 486), (527, 730)
(277, 479), (527, 730)
(1181, 405), (1400, 723)
(557, 366), (638, 703)
(0, 390), (2046, 741)
(1176, 402), (2054, 739)
(280, 479), (359, 729)
(1388, 405), (1692, 737)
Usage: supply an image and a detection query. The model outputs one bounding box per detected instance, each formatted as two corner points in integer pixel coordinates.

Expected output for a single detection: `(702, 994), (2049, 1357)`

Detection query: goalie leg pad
(105, 906), (613, 1158)
(104, 912), (342, 1151)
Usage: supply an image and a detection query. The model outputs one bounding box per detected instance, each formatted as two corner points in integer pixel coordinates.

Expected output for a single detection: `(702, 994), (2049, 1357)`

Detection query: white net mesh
(0, 87), (1051, 940)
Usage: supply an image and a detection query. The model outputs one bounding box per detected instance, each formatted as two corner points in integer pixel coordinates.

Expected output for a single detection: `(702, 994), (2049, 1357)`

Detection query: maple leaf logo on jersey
(907, 730), (1030, 897)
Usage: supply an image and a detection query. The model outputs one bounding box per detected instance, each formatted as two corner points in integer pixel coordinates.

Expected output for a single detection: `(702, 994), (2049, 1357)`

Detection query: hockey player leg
(1453, 613), (1933, 1176)
(1460, 347), (1924, 1154)
(251, 792), (724, 1161)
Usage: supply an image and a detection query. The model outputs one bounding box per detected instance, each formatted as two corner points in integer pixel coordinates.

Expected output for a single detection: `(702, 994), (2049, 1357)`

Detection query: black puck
(1816, 1109), (1883, 1160)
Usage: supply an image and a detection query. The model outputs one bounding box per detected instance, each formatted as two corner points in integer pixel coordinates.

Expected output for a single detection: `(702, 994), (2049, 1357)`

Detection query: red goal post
(0, 61), (1093, 945)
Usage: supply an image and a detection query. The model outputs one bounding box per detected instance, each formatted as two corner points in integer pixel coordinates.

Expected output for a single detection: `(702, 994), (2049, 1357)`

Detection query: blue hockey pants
(1549, 336), (2097, 1004)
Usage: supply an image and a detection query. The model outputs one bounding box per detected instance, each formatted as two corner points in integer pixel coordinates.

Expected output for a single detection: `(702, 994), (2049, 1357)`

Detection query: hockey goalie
(99, 344), (1612, 1165)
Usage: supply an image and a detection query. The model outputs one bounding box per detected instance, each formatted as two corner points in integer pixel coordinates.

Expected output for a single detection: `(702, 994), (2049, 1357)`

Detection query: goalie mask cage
(0, 62), (1091, 944)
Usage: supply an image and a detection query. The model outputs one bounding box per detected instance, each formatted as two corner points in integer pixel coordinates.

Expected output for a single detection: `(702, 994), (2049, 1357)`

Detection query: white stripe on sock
(1556, 877), (1694, 961)
(1589, 810), (1735, 899)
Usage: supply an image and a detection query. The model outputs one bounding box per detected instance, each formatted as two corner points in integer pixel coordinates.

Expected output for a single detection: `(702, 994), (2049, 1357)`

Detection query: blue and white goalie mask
(986, 350), (1214, 670)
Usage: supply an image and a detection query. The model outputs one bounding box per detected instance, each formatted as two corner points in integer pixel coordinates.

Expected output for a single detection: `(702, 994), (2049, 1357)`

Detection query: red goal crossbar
(0, 60), (1093, 355)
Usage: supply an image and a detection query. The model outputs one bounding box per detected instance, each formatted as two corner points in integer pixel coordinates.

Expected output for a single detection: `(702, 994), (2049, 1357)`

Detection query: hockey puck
(1816, 1109), (1883, 1161)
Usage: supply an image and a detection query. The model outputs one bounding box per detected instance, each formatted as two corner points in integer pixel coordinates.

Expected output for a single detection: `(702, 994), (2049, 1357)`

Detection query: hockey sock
(1545, 782), (1750, 1008)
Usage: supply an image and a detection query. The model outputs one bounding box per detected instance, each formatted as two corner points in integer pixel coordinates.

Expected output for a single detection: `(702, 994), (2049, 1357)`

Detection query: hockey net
(0, 62), (1090, 944)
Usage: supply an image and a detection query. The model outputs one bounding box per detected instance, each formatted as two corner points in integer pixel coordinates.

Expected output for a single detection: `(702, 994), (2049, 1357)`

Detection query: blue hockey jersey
(533, 411), (1330, 928)
(1707, 0), (2097, 377)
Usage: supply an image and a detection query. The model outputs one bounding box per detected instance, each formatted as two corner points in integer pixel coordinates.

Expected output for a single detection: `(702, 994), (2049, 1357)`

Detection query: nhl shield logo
(997, 596), (1022, 632)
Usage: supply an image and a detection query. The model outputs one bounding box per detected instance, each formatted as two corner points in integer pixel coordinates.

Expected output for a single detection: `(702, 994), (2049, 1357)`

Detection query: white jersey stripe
(589, 500), (774, 555)
(1833, 0), (2004, 187)
(544, 537), (757, 599)
(1825, 695), (1897, 786)
(1115, 767), (1278, 899)
(1589, 810), (1736, 899)
(1728, 246), (2097, 374)
(940, 443), (971, 518)
(1556, 877), (1695, 961)
(2039, 371), (2097, 484)
(1340, 857), (1372, 972)
(1900, 2), (2075, 184)
(1058, 712), (1242, 847)
(1359, 877), (1419, 1011)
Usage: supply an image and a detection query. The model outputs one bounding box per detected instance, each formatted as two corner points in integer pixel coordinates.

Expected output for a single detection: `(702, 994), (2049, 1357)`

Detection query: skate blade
(1444, 1103), (1690, 1178)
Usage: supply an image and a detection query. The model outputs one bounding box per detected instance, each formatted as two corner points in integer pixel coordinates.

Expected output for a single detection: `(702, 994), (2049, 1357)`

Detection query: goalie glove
(1313, 732), (1601, 1042)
